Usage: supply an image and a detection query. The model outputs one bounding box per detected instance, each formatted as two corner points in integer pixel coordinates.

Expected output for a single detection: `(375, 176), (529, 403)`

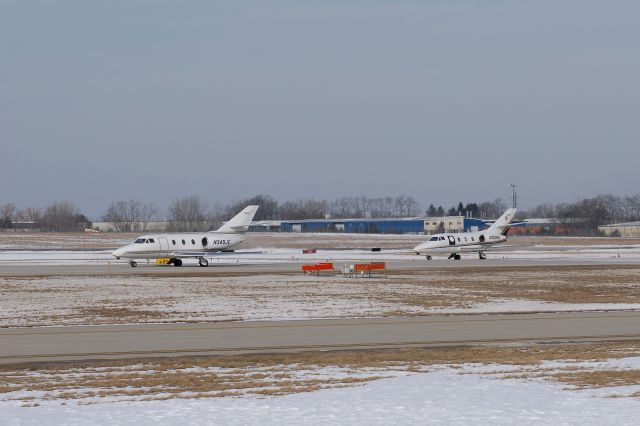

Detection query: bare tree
(16, 207), (43, 223)
(0, 203), (16, 221)
(623, 195), (640, 221)
(404, 196), (421, 217)
(494, 198), (507, 214)
(330, 197), (352, 218)
(393, 195), (406, 217)
(167, 195), (208, 231)
(41, 202), (89, 232)
(380, 197), (395, 217)
(526, 203), (557, 218)
(104, 201), (133, 232)
(226, 195), (279, 221)
(104, 200), (158, 232)
(557, 196), (611, 235)
(0, 203), (15, 228)
(138, 202), (159, 231)
(206, 201), (227, 230)
(280, 199), (328, 220)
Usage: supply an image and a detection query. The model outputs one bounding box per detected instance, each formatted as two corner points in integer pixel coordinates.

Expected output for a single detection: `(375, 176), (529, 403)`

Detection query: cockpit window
(134, 238), (145, 244)
(439, 236), (445, 241)
(148, 238), (155, 243)
(429, 236), (438, 241)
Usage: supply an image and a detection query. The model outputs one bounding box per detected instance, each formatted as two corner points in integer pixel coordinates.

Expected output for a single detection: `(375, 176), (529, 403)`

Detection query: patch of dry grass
(551, 369), (640, 390)
(2, 341), (640, 403)
(377, 266), (640, 310)
(3, 265), (640, 327)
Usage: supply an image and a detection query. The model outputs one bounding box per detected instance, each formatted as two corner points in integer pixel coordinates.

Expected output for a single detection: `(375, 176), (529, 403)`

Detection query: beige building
(424, 216), (465, 233)
(598, 221), (640, 237)
(92, 221), (171, 232)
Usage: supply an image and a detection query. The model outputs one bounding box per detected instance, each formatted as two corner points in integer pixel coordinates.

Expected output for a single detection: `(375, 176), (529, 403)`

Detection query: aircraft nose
(112, 248), (124, 259)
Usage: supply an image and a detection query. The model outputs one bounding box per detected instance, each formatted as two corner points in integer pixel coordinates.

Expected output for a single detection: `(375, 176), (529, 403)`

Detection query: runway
(2, 311), (639, 365)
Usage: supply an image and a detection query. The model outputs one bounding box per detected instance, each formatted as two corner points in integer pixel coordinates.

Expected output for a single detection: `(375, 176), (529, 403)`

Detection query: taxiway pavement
(2, 258), (639, 277)
(2, 312), (639, 365)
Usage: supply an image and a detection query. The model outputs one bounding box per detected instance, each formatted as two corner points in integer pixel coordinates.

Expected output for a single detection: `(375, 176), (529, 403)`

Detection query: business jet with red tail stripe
(413, 208), (517, 260)
(112, 205), (259, 267)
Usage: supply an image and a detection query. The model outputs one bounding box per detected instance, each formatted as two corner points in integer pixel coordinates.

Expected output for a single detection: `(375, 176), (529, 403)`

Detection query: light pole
(509, 183), (518, 209)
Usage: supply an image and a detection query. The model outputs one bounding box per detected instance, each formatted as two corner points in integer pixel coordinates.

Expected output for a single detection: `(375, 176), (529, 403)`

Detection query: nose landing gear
(129, 260), (137, 268)
(425, 255), (432, 260)
(479, 251), (487, 260)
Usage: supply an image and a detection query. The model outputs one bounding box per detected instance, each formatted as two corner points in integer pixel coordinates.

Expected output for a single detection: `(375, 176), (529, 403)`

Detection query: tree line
(0, 201), (89, 232)
(425, 199), (508, 220)
(103, 194), (424, 232)
(0, 195), (423, 233)
(521, 194), (640, 235)
(3, 193), (640, 234)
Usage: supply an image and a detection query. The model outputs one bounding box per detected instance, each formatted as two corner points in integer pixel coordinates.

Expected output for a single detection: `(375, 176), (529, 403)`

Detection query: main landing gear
(425, 255), (432, 260)
(479, 251), (487, 260)
(168, 258), (183, 267)
(198, 257), (209, 267)
(447, 253), (462, 260)
(129, 260), (137, 268)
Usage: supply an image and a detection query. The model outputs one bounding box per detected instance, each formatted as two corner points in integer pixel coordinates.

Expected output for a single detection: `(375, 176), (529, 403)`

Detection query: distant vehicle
(413, 208), (517, 260)
(112, 205), (259, 267)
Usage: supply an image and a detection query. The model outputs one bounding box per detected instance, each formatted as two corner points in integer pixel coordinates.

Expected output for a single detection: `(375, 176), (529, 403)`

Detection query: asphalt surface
(2, 258), (639, 277)
(2, 312), (640, 365)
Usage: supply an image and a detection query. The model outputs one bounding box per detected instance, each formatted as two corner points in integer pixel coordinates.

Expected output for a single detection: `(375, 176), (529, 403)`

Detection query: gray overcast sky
(1, 1), (639, 218)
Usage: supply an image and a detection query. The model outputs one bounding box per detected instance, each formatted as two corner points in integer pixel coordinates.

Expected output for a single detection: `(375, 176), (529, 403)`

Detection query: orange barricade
(352, 262), (387, 278)
(302, 262), (335, 275)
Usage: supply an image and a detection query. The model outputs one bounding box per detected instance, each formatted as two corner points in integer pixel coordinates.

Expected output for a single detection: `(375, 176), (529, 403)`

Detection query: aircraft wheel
(479, 251), (487, 260)
(426, 255), (432, 260)
(454, 254), (461, 260)
(173, 259), (183, 267)
(129, 260), (137, 268)
(199, 257), (209, 267)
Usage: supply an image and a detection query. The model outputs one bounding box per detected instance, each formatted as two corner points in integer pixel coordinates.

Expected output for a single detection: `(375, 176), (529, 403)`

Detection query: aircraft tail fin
(216, 205), (259, 233)
(488, 208), (517, 235)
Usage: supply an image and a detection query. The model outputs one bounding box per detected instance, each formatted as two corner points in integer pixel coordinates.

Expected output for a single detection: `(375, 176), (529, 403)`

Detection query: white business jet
(112, 205), (259, 267)
(413, 208), (517, 260)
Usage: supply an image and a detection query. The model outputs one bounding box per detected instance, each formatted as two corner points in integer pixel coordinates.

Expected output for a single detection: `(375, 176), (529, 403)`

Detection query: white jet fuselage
(412, 231), (507, 255)
(112, 232), (245, 260)
(413, 208), (516, 259)
(111, 205), (260, 265)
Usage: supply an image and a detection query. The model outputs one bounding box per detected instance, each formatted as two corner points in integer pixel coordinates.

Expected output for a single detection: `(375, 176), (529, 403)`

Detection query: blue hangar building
(250, 217), (487, 235)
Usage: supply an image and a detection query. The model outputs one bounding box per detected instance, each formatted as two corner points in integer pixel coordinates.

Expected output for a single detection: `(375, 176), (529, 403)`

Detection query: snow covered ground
(2, 357), (640, 425)
(3, 267), (640, 326)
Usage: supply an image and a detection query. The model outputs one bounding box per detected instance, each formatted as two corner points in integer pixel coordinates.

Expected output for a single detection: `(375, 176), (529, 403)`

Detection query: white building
(598, 221), (640, 237)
